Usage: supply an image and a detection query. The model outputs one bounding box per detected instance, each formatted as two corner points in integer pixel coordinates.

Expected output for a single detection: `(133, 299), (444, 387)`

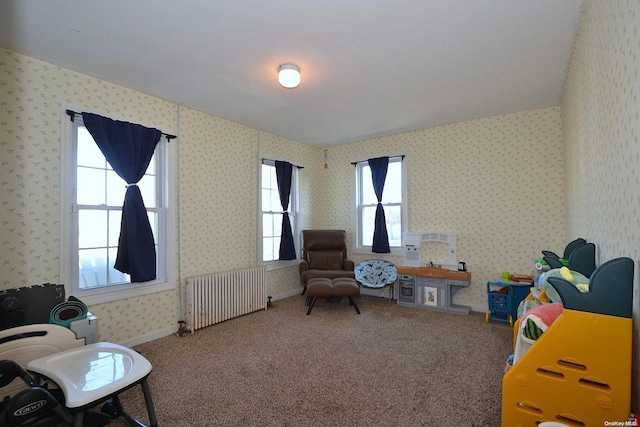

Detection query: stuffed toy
(522, 302), (563, 340)
(538, 267), (589, 303)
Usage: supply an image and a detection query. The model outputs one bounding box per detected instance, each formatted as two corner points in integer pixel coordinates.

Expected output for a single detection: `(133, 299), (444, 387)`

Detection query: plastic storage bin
(486, 281), (532, 325)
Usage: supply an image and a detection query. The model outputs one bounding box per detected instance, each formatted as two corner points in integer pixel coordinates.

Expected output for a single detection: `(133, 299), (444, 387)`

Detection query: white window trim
(258, 157), (301, 270)
(59, 105), (177, 305)
(352, 156), (407, 256)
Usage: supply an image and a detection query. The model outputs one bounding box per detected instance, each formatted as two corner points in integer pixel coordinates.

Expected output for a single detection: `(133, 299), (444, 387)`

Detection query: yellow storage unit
(501, 257), (634, 427)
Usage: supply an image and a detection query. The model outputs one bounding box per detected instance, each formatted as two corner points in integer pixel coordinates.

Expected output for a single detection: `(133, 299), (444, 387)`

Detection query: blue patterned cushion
(355, 260), (398, 288)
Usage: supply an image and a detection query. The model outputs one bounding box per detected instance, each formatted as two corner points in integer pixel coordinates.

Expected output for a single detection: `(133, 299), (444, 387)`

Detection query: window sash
(260, 161), (298, 263)
(65, 115), (168, 296)
(355, 157), (405, 251)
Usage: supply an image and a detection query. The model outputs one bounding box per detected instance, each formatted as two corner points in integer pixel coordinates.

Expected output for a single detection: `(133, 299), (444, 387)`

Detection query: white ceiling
(0, 0), (584, 147)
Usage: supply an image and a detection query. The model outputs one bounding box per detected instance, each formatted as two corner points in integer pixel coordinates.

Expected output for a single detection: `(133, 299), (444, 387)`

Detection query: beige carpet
(113, 295), (512, 427)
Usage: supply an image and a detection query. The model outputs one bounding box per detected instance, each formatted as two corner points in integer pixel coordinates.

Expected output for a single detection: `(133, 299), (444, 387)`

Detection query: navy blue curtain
(275, 161), (296, 260)
(82, 113), (161, 282)
(368, 156), (390, 253)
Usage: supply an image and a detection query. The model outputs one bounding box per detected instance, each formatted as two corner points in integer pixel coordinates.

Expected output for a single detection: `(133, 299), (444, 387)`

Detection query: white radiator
(185, 266), (267, 332)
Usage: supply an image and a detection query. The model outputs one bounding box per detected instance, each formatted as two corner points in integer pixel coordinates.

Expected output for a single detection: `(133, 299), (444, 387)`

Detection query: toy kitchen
(398, 232), (471, 315)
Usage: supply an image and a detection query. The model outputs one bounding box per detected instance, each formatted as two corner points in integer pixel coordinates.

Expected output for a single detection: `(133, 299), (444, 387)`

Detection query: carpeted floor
(113, 295), (512, 426)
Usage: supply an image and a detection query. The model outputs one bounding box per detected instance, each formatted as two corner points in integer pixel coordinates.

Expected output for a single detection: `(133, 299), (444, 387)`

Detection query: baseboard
(470, 305), (489, 313)
(124, 291), (301, 346)
(121, 324), (178, 348)
(271, 288), (302, 301)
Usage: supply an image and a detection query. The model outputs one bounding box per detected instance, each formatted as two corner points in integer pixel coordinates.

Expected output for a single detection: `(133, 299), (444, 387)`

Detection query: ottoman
(305, 277), (361, 315)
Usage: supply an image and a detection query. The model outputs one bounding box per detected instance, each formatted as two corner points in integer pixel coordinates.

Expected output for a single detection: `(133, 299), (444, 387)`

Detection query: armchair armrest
(299, 260), (309, 275)
(344, 259), (355, 271)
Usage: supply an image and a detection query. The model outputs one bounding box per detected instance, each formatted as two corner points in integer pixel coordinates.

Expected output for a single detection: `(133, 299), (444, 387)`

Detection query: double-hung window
(260, 160), (299, 263)
(60, 110), (175, 304)
(354, 156), (406, 253)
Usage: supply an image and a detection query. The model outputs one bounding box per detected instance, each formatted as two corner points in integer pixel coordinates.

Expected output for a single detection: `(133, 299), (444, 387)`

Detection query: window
(60, 111), (175, 304)
(354, 157), (406, 252)
(260, 160), (299, 263)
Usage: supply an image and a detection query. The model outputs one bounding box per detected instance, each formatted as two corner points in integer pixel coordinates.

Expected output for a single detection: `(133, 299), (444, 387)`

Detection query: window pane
(146, 152), (156, 175)
(384, 162), (402, 203)
(263, 237), (275, 261)
(362, 162), (402, 204)
(262, 189), (273, 212)
(386, 205), (402, 246)
(138, 173), (157, 208)
(361, 166), (377, 204)
(108, 210), (121, 247)
(268, 166), (277, 188)
(77, 167), (105, 205)
(77, 128), (105, 168)
(272, 236), (281, 258)
(79, 248), (107, 288)
(79, 210), (107, 248)
(361, 206), (376, 246)
(108, 247), (129, 285)
(262, 213), (273, 238)
(147, 211), (158, 243)
(273, 213), (282, 236)
(270, 189), (281, 212)
(106, 170), (126, 206)
(360, 205), (402, 247)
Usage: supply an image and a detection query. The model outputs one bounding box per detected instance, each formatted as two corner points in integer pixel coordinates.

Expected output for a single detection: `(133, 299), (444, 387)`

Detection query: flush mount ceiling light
(278, 63), (301, 88)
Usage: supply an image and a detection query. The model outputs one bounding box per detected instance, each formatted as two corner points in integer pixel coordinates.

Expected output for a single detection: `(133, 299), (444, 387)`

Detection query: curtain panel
(275, 160), (296, 260)
(82, 112), (161, 282)
(368, 156), (391, 253)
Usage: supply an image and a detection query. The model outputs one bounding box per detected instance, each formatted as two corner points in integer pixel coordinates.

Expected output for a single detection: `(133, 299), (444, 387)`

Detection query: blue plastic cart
(485, 281), (532, 325)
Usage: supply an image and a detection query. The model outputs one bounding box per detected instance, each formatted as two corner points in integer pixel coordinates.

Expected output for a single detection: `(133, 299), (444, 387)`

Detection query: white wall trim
(120, 325), (178, 347)
(271, 288), (302, 301)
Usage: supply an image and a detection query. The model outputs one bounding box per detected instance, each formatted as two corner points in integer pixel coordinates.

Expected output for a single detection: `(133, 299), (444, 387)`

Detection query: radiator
(185, 266), (267, 332)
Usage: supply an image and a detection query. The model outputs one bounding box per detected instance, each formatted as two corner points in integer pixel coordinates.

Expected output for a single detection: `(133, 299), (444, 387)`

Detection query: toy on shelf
(502, 257), (634, 427)
(541, 238), (596, 278)
(538, 266), (589, 304)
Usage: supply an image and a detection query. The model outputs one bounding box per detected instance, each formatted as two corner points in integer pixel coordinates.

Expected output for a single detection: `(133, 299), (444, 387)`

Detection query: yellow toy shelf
(501, 257), (634, 427)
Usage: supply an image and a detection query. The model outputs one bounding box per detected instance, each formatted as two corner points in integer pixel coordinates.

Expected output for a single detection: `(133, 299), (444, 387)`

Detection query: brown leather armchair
(299, 230), (355, 294)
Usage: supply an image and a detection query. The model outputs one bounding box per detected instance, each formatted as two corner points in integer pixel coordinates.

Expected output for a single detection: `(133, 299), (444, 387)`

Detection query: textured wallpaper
(0, 49), (180, 343)
(177, 107), (259, 276)
(561, 0), (640, 410)
(177, 112), (318, 298)
(0, 47), (568, 343)
(320, 108), (566, 310)
(0, 48), (314, 343)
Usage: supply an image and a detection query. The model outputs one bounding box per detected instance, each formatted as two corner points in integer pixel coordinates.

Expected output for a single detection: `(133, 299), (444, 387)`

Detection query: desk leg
(141, 378), (158, 427)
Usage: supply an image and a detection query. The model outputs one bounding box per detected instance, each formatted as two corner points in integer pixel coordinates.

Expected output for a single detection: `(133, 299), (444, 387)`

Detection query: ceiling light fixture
(278, 64), (300, 88)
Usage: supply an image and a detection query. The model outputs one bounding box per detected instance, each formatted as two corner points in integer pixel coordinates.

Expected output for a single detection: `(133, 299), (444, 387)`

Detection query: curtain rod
(351, 154), (405, 166)
(66, 109), (177, 140)
(261, 158), (304, 169)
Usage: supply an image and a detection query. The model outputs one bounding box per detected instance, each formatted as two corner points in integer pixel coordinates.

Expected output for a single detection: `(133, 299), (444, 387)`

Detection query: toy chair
(354, 259), (398, 303)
